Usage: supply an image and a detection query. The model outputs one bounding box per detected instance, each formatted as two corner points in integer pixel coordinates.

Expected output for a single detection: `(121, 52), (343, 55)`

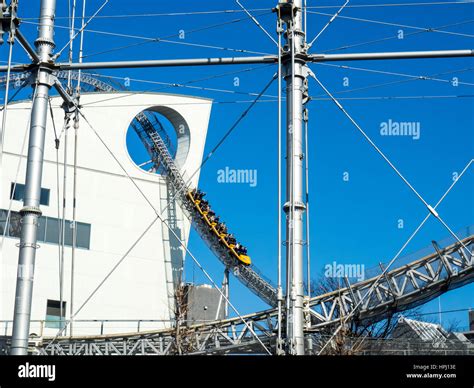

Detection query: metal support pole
(304, 107), (311, 300)
(281, 0), (307, 355)
(276, 16), (284, 356)
(215, 269), (229, 320)
(309, 49), (474, 62)
(10, 0), (56, 355)
(223, 268), (229, 319)
(0, 49), (473, 73)
(70, 0), (87, 336)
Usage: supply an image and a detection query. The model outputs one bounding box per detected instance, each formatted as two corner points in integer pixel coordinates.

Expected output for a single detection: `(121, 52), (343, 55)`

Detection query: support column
(280, 0), (307, 355)
(10, 0), (56, 355)
(223, 268), (229, 319)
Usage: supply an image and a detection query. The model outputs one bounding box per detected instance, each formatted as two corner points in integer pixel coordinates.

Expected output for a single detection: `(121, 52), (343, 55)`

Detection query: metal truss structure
(0, 70), (124, 93)
(6, 70), (471, 355)
(0, 69), (280, 306)
(1, 0), (473, 355)
(306, 235), (474, 330)
(35, 234), (473, 355)
(143, 112), (279, 306)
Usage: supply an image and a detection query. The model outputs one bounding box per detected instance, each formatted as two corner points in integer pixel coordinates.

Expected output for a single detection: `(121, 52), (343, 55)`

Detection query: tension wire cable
(21, 8), (274, 21)
(0, 14), (15, 155)
(236, 0), (278, 46)
(0, 87), (38, 256)
(18, 2), (472, 21)
(312, 75), (471, 256)
(309, 66), (474, 100)
(54, 11), (275, 60)
(47, 97), (64, 320)
(313, 63), (474, 91)
(76, 64), (276, 108)
(308, 0), (349, 48)
(55, 0), (109, 59)
(321, 19), (474, 54)
(306, 2), (474, 9)
(307, 11), (474, 38)
(85, 72), (278, 100)
(44, 102), (273, 355)
(31, 20), (274, 57)
(159, 74), (277, 221)
(318, 158), (473, 354)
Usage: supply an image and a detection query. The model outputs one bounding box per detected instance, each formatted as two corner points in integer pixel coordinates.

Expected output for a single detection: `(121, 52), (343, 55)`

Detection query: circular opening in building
(126, 109), (179, 175)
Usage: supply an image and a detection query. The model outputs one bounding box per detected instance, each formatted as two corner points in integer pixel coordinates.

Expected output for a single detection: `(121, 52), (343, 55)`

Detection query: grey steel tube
(15, 30), (40, 63)
(284, 0), (306, 355)
(10, 0), (57, 355)
(309, 49), (474, 62)
(56, 56), (278, 70)
(1, 50), (473, 73)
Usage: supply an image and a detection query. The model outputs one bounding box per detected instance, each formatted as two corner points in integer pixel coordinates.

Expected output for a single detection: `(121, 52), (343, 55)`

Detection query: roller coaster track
(36, 233), (473, 355)
(306, 234), (473, 329)
(4, 73), (473, 355)
(140, 114), (278, 306)
(1, 71), (279, 306)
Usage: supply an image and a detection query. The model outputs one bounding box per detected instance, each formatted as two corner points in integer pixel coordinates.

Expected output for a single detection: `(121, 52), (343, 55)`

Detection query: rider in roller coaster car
(196, 189), (206, 200)
(225, 234), (236, 246)
(235, 243), (248, 256)
(200, 200), (210, 214)
(216, 222), (228, 235)
(189, 189), (250, 265)
(208, 212), (220, 224)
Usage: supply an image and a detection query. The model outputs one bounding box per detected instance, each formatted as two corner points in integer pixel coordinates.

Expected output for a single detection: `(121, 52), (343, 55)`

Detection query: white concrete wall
(0, 92), (211, 336)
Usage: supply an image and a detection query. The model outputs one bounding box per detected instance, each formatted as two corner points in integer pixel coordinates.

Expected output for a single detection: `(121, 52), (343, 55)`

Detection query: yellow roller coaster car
(188, 190), (251, 266)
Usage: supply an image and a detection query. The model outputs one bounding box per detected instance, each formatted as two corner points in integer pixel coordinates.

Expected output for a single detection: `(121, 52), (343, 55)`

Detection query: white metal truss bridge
(1, 0), (473, 356)
(1, 70), (473, 355)
(35, 233), (473, 355)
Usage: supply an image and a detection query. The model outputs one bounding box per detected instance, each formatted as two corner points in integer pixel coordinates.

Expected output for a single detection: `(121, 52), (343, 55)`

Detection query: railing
(308, 334), (474, 355)
(343, 225), (474, 283)
(1, 317), (259, 338)
(0, 319), (175, 337)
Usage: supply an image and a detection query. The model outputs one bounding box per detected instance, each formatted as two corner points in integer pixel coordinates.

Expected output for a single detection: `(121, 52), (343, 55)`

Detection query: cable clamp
(427, 205), (439, 218)
(16, 242), (40, 249)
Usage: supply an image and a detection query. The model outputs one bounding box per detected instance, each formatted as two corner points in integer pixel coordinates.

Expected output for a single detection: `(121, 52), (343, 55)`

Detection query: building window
(0, 209), (7, 236)
(0, 209), (21, 238)
(10, 183), (50, 206)
(0, 208), (91, 250)
(44, 217), (61, 245)
(76, 222), (91, 249)
(45, 299), (66, 329)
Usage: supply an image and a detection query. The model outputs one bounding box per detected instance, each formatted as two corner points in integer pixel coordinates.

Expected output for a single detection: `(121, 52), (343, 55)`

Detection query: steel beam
(1, 49), (472, 73)
(309, 49), (474, 62)
(34, 233), (474, 356)
(15, 30), (40, 63)
(56, 56), (278, 70)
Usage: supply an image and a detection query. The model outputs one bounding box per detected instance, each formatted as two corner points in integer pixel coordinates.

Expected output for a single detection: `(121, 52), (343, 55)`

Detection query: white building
(0, 92), (212, 336)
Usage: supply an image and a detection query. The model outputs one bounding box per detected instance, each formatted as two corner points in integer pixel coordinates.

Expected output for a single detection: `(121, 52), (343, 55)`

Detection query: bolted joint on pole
(34, 0), (56, 62)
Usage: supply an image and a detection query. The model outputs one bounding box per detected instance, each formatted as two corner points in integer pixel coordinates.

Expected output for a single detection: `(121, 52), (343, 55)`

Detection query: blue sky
(6, 1), (474, 330)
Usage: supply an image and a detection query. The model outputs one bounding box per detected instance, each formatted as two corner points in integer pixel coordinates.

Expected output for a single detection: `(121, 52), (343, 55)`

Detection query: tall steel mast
(280, 0), (307, 356)
(4, 0), (473, 356)
(10, 0), (57, 355)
